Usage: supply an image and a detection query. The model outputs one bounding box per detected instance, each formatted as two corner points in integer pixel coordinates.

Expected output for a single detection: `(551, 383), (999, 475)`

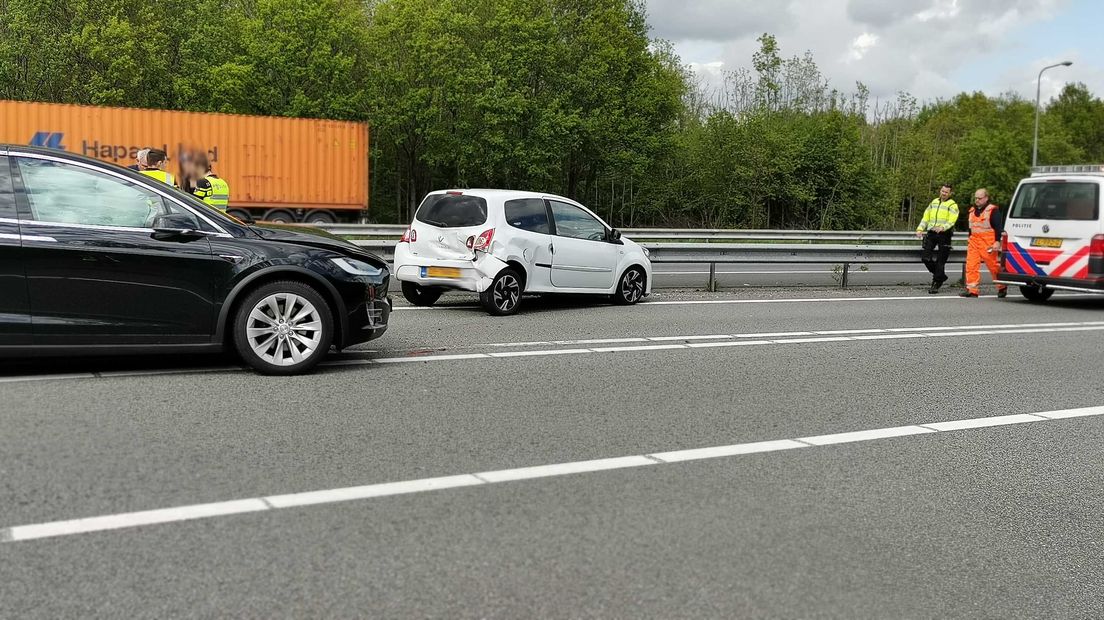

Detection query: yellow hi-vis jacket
(140, 169), (176, 187)
(194, 174), (231, 211)
(916, 198), (959, 233)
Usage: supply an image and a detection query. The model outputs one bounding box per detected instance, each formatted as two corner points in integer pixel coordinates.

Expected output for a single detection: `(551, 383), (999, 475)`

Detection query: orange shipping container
(0, 100), (369, 222)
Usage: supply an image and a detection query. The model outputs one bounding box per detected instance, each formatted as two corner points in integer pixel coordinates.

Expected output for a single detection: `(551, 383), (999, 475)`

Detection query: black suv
(0, 146), (390, 374)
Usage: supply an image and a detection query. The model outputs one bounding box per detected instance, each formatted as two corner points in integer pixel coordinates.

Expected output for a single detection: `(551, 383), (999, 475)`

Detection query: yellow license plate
(426, 267), (461, 278)
(1031, 238), (1063, 248)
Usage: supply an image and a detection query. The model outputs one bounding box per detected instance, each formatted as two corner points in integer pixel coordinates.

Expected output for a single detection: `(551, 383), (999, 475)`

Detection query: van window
(1010, 182), (1099, 221)
(415, 194), (488, 228)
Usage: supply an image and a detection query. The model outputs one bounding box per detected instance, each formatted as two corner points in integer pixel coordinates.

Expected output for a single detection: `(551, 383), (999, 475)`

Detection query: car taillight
(1000, 231), (1008, 253)
(472, 228), (494, 252)
(466, 236), (475, 249)
(400, 227), (416, 243)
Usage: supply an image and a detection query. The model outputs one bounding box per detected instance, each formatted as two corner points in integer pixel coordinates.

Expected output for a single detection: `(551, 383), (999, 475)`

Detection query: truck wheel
(304, 212), (336, 225)
(1020, 285), (1054, 303)
(480, 268), (522, 316)
(265, 210), (296, 224)
(233, 281), (333, 375)
(401, 282), (443, 307)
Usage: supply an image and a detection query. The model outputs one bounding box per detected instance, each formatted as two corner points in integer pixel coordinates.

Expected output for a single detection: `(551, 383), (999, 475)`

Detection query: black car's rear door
(11, 153), (222, 346)
(0, 153), (31, 346)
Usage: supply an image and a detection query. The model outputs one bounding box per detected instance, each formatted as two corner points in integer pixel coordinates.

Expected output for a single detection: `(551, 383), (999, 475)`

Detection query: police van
(997, 165), (1104, 301)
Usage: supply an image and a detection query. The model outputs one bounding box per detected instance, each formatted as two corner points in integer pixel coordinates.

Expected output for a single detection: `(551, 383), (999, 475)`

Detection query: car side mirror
(152, 213), (203, 239)
(608, 228), (623, 243)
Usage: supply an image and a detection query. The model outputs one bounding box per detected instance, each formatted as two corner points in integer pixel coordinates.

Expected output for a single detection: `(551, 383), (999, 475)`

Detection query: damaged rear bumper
(393, 244), (507, 293)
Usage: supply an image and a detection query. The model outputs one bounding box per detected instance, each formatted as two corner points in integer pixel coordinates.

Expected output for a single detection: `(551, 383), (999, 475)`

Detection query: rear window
(1010, 182), (1099, 221)
(415, 194), (488, 228)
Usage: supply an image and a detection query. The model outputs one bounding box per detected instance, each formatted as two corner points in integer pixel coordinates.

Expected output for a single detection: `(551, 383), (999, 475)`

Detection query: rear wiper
(421, 218), (447, 227)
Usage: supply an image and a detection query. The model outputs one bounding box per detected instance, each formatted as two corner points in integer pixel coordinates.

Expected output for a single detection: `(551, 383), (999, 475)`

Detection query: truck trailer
(0, 100), (370, 223)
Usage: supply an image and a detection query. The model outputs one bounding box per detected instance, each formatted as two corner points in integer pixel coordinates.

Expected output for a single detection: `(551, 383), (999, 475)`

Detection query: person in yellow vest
(189, 152), (231, 212)
(914, 183), (960, 294)
(960, 188), (1008, 298)
(139, 149), (177, 187)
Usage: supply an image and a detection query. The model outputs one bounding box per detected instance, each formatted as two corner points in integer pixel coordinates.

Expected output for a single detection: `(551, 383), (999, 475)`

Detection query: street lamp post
(1034, 61), (1073, 168)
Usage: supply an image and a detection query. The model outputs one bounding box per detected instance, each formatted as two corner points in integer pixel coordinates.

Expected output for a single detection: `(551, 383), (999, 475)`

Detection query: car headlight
(331, 257), (384, 277)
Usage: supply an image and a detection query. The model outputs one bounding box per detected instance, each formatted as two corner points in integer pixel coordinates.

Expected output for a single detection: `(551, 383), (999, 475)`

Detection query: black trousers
(921, 231), (953, 283)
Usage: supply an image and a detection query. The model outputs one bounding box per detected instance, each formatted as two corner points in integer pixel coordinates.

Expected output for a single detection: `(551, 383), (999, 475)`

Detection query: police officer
(189, 152), (230, 212)
(960, 188), (1008, 298)
(139, 149), (176, 186)
(915, 183), (959, 294)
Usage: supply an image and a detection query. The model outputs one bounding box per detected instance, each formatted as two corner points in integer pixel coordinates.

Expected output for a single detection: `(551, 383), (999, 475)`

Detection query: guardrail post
(840, 262), (850, 288)
(708, 263), (717, 292)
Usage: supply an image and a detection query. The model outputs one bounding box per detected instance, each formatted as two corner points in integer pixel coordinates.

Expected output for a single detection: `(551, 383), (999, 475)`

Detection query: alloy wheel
(246, 293), (324, 366)
(621, 269), (645, 303)
(493, 274), (521, 312)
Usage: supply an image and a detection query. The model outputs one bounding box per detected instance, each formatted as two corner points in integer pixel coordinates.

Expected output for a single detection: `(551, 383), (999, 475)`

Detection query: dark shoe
(959, 291), (979, 298)
(997, 288), (1008, 298)
(928, 280), (943, 294)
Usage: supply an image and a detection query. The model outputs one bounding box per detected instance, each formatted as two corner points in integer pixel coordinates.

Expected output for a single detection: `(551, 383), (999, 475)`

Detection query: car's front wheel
(1020, 284), (1054, 303)
(401, 282), (443, 307)
(613, 266), (646, 305)
(233, 281), (334, 375)
(480, 268), (523, 316)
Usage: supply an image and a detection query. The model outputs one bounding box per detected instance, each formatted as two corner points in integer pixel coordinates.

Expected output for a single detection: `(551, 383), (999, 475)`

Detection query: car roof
(429, 188), (572, 202)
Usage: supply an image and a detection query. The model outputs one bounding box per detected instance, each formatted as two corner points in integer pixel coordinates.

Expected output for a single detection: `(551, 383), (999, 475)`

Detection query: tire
(612, 266), (646, 305)
(265, 209), (296, 224)
(304, 212), (336, 225)
(1020, 285), (1055, 303)
(480, 268), (523, 316)
(227, 208), (253, 222)
(233, 280), (334, 375)
(401, 281), (443, 307)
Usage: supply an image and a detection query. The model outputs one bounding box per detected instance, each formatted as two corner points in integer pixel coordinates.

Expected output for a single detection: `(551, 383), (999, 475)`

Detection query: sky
(644, 0), (1104, 105)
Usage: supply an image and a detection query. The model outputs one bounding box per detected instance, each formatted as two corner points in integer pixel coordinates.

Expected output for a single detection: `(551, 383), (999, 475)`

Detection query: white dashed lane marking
(4, 405), (1102, 543)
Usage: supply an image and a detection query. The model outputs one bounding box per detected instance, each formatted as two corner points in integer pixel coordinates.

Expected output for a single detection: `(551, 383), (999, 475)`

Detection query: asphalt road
(2, 287), (1102, 618)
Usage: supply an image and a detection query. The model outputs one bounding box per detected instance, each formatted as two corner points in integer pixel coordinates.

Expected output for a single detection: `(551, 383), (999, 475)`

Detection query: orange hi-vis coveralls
(966, 202), (1008, 295)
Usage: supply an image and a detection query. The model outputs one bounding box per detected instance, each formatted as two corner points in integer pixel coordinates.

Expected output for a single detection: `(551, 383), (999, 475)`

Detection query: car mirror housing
(152, 213), (203, 238)
(608, 228), (624, 244)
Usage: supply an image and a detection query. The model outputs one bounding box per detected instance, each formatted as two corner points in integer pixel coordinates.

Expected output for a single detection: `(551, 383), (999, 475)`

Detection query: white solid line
(737, 331), (812, 338)
(1035, 406), (1104, 420)
(798, 425), (935, 446)
(560, 337), (647, 345)
(650, 439), (808, 463)
(644, 295), (956, 306)
(5, 406), (1104, 543)
(850, 333), (928, 340)
(686, 340), (773, 349)
(591, 344), (687, 353)
(771, 336), (855, 344)
(924, 413), (1044, 431)
(488, 348), (592, 358)
(265, 475), (484, 509)
(476, 456), (655, 483)
(813, 329), (887, 335)
(647, 334), (733, 341)
(374, 353), (490, 363)
(4, 499), (269, 542)
(924, 330), (1000, 337)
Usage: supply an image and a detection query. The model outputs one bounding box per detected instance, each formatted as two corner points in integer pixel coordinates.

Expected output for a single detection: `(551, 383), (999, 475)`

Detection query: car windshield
(1009, 181), (1099, 220)
(415, 193), (488, 228)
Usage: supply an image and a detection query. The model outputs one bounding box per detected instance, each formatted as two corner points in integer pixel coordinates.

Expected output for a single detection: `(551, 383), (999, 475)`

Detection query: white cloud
(646, 0), (1075, 101)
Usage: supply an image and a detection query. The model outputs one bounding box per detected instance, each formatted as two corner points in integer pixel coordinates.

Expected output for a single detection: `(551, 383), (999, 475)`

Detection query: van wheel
(480, 268), (522, 316)
(612, 267), (646, 305)
(1020, 285), (1054, 303)
(401, 282), (443, 307)
(233, 281), (333, 375)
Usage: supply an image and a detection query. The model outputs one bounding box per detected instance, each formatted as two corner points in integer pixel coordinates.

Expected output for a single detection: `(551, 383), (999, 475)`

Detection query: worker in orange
(960, 188), (1008, 298)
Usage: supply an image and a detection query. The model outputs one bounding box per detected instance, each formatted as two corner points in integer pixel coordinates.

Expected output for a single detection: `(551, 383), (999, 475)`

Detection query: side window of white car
(549, 200), (606, 242)
(504, 198), (550, 234)
(16, 157), (190, 229)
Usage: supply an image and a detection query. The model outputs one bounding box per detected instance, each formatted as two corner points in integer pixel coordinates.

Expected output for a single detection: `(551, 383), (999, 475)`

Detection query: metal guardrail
(314, 223), (918, 243)
(348, 239), (964, 290)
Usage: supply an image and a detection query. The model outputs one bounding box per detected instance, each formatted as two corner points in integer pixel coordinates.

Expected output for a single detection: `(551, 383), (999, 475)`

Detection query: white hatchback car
(394, 189), (652, 315)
